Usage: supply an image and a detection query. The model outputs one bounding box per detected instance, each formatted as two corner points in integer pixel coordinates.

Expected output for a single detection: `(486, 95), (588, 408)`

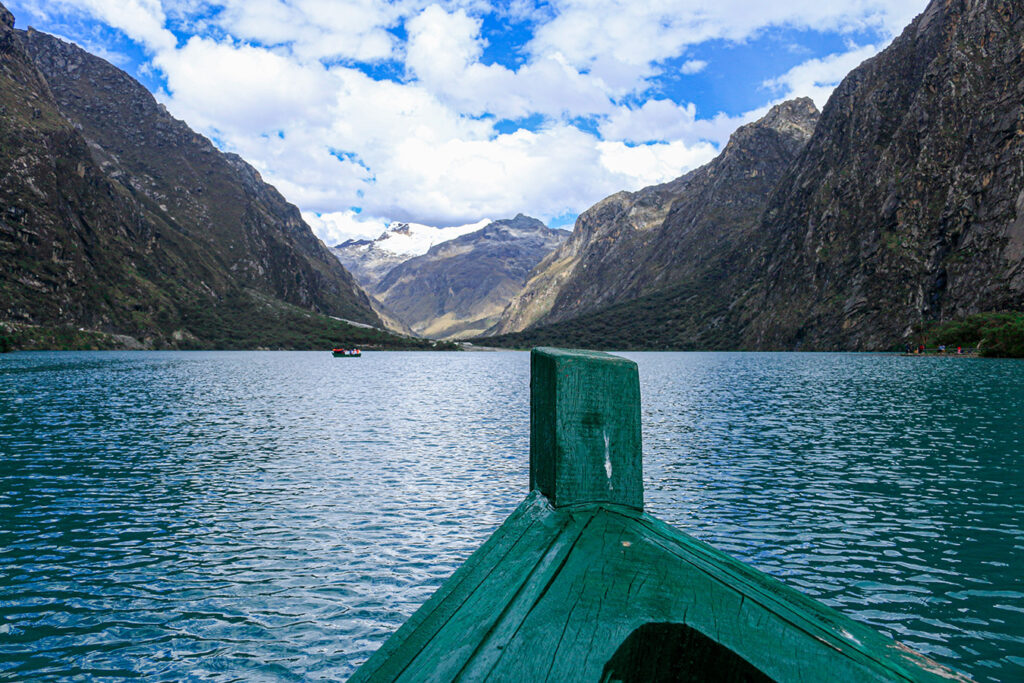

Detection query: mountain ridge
(352, 215), (567, 339)
(332, 218), (491, 293)
(490, 97), (820, 339)
(484, 0), (1023, 352)
(0, 6), (407, 349)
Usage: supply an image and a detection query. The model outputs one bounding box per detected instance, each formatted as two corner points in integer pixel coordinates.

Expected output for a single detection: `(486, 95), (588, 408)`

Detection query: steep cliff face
(20, 27), (376, 325)
(373, 215), (567, 339)
(0, 7), (381, 348)
(488, 180), (688, 335)
(488, 0), (1024, 351)
(745, 0), (1024, 349)
(491, 99), (819, 336)
(0, 9), (163, 335)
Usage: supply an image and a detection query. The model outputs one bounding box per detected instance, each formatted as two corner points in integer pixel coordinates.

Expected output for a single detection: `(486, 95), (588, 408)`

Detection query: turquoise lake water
(0, 351), (1021, 681)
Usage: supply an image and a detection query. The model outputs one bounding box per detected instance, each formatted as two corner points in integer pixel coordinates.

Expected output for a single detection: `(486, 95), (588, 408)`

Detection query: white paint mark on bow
(604, 430), (613, 489)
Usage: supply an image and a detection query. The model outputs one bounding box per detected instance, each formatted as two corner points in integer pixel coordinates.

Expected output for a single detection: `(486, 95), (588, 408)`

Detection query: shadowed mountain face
(490, 98), (820, 343)
(743, 0), (1024, 350)
(1, 7), (381, 348)
(333, 237), (409, 295)
(369, 215), (567, 339)
(487, 0), (1024, 351)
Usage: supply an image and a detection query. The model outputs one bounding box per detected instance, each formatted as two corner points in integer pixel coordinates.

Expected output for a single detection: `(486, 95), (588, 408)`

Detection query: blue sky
(6, 0), (928, 243)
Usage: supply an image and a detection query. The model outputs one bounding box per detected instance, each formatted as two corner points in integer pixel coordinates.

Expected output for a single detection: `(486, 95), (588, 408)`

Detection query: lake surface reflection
(0, 351), (1021, 681)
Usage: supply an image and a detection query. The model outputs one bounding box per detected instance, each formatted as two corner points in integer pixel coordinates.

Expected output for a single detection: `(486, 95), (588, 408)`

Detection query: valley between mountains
(2, 0), (1022, 353)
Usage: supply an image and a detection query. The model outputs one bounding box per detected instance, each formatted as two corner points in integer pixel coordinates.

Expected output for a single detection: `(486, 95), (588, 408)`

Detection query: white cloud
(361, 125), (615, 225)
(599, 99), (757, 148)
(51, 0), (177, 52)
(680, 59), (707, 74)
(404, 5), (612, 120)
(154, 37), (337, 134)
(763, 42), (882, 109)
(16, 0), (931, 244)
(204, 0), (405, 62)
(601, 99), (698, 144)
(405, 5), (482, 82)
(598, 139), (718, 187)
(529, 0), (925, 93)
(302, 210), (388, 244)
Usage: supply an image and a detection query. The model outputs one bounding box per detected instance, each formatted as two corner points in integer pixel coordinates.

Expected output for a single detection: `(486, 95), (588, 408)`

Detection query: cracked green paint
(350, 348), (966, 682)
(529, 347), (642, 509)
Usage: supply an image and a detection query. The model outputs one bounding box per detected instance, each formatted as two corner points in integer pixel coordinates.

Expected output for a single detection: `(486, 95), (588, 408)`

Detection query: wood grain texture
(352, 498), (966, 682)
(351, 348), (967, 683)
(530, 348), (642, 509)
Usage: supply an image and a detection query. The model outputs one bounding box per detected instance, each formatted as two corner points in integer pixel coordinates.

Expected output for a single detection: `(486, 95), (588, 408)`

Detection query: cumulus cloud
(598, 139), (718, 187)
(201, 0), (404, 61)
(50, 0), (178, 52)
(19, 0), (930, 242)
(598, 98), (759, 150)
(763, 42), (882, 109)
(303, 210), (388, 245)
(602, 100), (694, 144)
(529, 0), (924, 93)
(346, 124), (707, 227)
(404, 5), (612, 120)
(679, 59), (707, 74)
(154, 37), (337, 133)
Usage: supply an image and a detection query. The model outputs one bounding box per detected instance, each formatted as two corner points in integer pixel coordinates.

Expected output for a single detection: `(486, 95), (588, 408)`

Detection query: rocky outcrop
(333, 237), (409, 292)
(744, 0), (1024, 349)
(373, 215), (567, 339)
(0, 5), (381, 348)
(491, 98), (820, 338)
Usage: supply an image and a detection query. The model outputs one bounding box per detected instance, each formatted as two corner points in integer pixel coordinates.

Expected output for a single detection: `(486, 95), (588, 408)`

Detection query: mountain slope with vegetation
(371, 216), (567, 339)
(488, 99), (820, 345)
(743, 0), (1024, 349)
(0, 5), (403, 349)
(486, 0), (1023, 353)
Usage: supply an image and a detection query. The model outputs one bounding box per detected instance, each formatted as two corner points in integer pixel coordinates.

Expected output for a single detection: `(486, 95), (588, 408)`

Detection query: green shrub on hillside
(0, 325), (122, 351)
(925, 312), (1024, 357)
(979, 316), (1024, 358)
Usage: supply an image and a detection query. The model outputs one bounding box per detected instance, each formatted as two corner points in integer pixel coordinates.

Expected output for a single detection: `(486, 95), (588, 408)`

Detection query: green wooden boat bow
(351, 348), (967, 682)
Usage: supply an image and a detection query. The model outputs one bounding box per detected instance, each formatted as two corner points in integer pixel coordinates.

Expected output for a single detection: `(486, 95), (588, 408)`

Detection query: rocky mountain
(744, 0), (1024, 349)
(490, 98), (820, 340)
(487, 176), (690, 336)
(486, 0), (1023, 351)
(332, 237), (407, 292)
(333, 219), (490, 291)
(369, 215), (567, 339)
(0, 6), (392, 349)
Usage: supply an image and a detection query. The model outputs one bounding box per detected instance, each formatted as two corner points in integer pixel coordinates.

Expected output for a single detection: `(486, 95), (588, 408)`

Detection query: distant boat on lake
(332, 348), (361, 357)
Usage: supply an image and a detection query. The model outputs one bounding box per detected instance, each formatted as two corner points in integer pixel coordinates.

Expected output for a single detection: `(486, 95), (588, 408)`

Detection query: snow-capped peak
(373, 219), (492, 257)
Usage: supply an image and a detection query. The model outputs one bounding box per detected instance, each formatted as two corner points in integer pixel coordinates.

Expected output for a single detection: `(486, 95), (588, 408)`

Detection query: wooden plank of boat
(350, 347), (967, 682)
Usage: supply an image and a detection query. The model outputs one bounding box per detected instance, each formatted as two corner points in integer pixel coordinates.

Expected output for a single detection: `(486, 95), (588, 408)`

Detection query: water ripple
(0, 351), (1021, 681)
